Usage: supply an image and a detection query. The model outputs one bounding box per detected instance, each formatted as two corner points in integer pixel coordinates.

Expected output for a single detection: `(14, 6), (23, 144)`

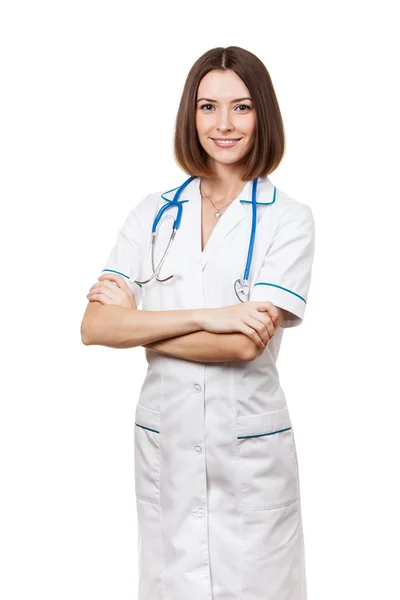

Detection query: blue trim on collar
(161, 186), (189, 203)
(161, 179), (277, 205)
(240, 186), (277, 205)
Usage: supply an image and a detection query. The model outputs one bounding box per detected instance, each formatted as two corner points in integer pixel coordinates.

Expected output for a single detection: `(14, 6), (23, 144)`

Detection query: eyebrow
(196, 97), (252, 103)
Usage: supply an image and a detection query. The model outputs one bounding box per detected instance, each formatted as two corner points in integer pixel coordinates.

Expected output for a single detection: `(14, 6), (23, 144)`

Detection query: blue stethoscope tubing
(134, 176), (259, 302)
(134, 176), (193, 285)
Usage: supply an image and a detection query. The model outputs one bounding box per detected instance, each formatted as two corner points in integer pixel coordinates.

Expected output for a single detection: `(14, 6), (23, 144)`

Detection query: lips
(211, 137), (242, 148)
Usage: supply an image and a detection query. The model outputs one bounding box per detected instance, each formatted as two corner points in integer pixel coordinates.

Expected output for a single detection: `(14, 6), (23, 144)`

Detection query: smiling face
(195, 69), (256, 170)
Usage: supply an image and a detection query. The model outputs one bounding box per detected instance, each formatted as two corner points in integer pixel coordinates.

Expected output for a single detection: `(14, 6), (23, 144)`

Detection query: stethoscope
(134, 176), (259, 302)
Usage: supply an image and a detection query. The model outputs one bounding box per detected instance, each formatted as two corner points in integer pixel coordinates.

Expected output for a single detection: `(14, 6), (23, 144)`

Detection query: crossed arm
(81, 302), (286, 363)
(143, 329), (259, 362)
(142, 309), (287, 362)
(81, 273), (286, 362)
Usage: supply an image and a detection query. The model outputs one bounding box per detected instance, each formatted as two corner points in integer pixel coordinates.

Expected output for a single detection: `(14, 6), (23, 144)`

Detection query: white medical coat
(100, 175), (315, 600)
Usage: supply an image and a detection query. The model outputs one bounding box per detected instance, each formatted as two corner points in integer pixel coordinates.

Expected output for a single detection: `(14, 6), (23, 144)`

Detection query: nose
(216, 107), (233, 132)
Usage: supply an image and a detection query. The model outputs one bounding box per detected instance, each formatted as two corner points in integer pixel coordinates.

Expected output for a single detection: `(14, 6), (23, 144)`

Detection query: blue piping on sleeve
(253, 282), (306, 303)
(101, 269), (142, 288)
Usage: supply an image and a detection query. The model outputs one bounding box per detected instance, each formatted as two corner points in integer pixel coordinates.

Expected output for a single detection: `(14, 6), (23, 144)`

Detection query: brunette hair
(173, 46), (285, 181)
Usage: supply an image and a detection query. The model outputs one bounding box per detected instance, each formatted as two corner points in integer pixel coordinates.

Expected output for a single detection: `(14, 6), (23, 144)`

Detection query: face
(195, 69), (256, 169)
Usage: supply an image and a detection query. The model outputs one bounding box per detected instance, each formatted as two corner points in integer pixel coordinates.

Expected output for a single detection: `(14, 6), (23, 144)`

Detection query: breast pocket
(236, 407), (299, 510)
(134, 404), (160, 505)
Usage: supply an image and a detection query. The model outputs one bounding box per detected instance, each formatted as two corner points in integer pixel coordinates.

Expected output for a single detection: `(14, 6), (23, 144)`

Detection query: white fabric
(99, 175), (316, 599)
(100, 194), (149, 308)
(250, 203), (315, 328)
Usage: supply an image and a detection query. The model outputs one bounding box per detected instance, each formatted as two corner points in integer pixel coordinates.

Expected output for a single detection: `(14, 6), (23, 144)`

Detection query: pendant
(215, 211), (221, 218)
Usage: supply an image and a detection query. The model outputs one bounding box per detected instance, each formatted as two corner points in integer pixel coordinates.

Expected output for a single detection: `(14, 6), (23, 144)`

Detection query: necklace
(200, 185), (236, 219)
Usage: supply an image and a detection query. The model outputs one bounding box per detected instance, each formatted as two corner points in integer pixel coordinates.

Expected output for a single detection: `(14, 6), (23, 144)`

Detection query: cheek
(195, 111), (205, 133)
(243, 115), (256, 137)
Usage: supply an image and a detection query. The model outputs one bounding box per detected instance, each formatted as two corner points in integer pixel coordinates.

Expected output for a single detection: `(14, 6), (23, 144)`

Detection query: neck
(201, 160), (247, 201)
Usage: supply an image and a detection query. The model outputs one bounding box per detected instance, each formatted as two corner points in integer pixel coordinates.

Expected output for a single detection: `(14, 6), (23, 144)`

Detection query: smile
(211, 138), (242, 147)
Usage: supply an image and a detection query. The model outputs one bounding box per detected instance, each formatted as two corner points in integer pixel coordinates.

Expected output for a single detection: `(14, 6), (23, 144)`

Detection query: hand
(86, 272), (137, 309)
(198, 301), (281, 348)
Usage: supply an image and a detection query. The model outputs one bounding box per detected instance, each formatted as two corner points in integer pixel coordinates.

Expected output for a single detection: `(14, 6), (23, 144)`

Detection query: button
(194, 445), (202, 454)
(193, 507), (205, 518)
(193, 383), (202, 392)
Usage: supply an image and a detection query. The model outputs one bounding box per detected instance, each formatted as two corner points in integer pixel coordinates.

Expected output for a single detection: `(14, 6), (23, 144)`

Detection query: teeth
(214, 139), (239, 143)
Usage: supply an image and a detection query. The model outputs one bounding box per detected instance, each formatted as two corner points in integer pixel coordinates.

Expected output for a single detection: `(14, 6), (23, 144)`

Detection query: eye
(198, 103), (252, 112)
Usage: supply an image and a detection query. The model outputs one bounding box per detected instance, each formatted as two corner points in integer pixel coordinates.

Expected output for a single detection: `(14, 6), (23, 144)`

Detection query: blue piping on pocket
(238, 426), (291, 440)
(135, 422), (160, 434)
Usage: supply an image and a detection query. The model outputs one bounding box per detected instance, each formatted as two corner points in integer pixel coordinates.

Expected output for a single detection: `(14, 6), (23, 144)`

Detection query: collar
(160, 176), (277, 205)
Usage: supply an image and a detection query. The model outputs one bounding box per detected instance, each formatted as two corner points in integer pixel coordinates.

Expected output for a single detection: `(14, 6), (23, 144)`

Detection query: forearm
(143, 330), (253, 363)
(81, 303), (203, 349)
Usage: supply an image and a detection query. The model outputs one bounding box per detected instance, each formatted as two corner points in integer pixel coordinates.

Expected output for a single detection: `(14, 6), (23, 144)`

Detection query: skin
(83, 68), (286, 360)
(84, 272), (284, 360)
(195, 68), (257, 201)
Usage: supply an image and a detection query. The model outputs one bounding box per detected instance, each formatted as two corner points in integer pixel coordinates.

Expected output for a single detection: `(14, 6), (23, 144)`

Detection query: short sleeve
(100, 195), (149, 308)
(250, 204), (315, 328)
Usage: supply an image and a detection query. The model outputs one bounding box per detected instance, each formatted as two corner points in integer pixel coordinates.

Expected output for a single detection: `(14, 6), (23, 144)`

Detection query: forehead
(197, 69), (250, 100)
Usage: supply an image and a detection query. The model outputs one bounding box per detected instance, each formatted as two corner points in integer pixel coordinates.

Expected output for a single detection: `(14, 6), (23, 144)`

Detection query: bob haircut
(173, 46), (285, 182)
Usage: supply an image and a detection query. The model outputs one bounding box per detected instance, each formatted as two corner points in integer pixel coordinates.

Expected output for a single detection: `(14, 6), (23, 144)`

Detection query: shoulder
(271, 187), (314, 236)
(139, 182), (184, 211)
(256, 176), (313, 219)
(255, 178), (315, 244)
(275, 187), (312, 218)
(123, 187), (170, 222)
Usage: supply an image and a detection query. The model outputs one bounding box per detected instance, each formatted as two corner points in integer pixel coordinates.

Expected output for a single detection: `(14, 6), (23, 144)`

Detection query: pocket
(134, 403), (160, 505)
(236, 407), (299, 510)
(240, 501), (301, 599)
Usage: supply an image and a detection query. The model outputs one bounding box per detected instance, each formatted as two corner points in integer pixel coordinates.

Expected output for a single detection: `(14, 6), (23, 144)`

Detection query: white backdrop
(1, 1), (399, 598)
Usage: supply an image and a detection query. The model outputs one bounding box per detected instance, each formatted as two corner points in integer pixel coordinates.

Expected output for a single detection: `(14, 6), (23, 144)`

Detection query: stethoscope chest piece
(234, 278), (250, 302)
(135, 175), (270, 295)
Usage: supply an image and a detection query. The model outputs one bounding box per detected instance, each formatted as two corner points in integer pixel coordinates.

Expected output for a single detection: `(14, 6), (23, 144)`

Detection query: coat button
(193, 383), (202, 392)
(194, 507), (205, 517)
(194, 445), (202, 454)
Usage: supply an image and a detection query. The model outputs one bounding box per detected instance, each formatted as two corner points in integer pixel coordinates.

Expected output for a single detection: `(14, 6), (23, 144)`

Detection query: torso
(201, 193), (235, 252)
(200, 179), (248, 253)
(201, 199), (219, 252)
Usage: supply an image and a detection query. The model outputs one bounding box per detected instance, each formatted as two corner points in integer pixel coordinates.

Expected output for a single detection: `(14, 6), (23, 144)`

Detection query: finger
(250, 309), (275, 340)
(89, 280), (116, 292)
(249, 301), (280, 328)
(245, 315), (271, 345)
(245, 316), (271, 346)
(90, 280), (123, 296)
(98, 272), (131, 292)
(91, 279), (137, 311)
(239, 323), (265, 348)
(87, 286), (114, 301)
(87, 293), (113, 304)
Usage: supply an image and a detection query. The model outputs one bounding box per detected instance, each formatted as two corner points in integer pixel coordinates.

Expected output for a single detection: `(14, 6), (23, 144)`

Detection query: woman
(81, 46), (315, 600)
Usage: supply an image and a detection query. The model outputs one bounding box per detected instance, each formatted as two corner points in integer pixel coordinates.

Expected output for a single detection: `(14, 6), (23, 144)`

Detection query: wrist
(191, 308), (208, 330)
